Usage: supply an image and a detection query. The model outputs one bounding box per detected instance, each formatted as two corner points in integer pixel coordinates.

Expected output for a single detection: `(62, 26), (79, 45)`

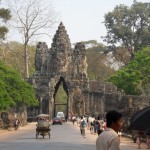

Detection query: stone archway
(29, 22), (89, 119)
(52, 76), (69, 118)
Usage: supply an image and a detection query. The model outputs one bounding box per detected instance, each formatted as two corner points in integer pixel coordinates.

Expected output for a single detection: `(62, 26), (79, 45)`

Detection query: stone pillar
(68, 89), (73, 119)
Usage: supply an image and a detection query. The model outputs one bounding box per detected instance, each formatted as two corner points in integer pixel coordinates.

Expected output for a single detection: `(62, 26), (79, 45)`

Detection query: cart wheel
(41, 132), (44, 138)
(49, 132), (50, 139)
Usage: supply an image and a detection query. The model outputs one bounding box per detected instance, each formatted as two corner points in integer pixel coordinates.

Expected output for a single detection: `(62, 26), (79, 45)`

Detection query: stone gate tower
(29, 22), (89, 118)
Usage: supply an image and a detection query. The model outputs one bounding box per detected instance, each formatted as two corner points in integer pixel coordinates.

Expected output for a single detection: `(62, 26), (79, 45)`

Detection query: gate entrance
(53, 76), (69, 119)
(29, 23), (89, 119)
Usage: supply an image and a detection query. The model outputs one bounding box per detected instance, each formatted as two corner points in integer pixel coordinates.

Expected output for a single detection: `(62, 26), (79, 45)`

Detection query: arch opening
(53, 76), (69, 119)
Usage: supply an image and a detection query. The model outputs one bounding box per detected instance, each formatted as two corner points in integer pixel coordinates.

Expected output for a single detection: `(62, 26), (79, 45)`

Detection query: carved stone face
(73, 93), (83, 103)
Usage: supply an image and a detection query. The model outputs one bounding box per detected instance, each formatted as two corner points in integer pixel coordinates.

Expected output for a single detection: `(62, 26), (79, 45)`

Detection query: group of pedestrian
(96, 110), (150, 150)
(72, 114), (108, 139)
(72, 110), (149, 150)
(71, 115), (89, 138)
(89, 119), (106, 135)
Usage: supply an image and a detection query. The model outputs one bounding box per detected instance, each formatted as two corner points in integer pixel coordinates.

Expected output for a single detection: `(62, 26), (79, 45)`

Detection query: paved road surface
(0, 121), (148, 150)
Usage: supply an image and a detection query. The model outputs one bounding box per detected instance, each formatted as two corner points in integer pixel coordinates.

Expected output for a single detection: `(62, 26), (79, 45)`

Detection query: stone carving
(72, 86), (85, 116)
(35, 42), (48, 72)
(72, 42), (88, 79)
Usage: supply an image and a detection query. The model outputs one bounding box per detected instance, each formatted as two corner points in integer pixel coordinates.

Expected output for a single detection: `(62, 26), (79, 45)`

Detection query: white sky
(5, 0), (150, 47)
(48, 0), (149, 47)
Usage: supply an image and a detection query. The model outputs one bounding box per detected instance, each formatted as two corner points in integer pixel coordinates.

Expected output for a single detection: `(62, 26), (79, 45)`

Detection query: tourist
(132, 130), (138, 143)
(118, 129), (122, 142)
(14, 119), (20, 130)
(72, 116), (76, 125)
(79, 116), (83, 134)
(76, 116), (80, 126)
(95, 121), (101, 136)
(93, 120), (97, 135)
(136, 130), (144, 149)
(102, 121), (106, 130)
(147, 135), (150, 149)
(96, 110), (123, 150)
(145, 129), (150, 149)
(80, 117), (87, 138)
(90, 121), (95, 134)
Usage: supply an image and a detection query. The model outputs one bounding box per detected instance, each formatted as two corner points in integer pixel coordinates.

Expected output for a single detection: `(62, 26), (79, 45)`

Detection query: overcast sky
(48, 0), (149, 47)
(5, 0), (149, 47)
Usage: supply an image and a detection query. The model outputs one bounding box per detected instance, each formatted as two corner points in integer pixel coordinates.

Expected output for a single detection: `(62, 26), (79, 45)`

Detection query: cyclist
(80, 117), (87, 138)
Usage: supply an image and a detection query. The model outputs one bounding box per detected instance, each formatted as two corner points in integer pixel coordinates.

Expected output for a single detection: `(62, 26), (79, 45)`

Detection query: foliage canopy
(103, 1), (150, 59)
(108, 47), (150, 95)
(0, 61), (38, 111)
(84, 40), (115, 81)
(0, 6), (11, 40)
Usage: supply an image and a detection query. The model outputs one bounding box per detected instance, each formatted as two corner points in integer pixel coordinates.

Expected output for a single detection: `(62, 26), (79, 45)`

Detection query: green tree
(0, 61), (38, 111)
(108, 47), (150, 95)
(103, 1), (150, 59)
(0, 3), (11, 40)
(84, 40), (115, 81)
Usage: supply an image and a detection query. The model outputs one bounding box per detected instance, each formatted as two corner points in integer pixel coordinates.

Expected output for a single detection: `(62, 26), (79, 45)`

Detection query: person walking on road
(72, 116), (76, 125)
(90, 121), (95, 134)
(96, 110), (123, 150)
(80, 117), (87, 138)
(146, 135), (150, 149)
(136, 130), (144, 149)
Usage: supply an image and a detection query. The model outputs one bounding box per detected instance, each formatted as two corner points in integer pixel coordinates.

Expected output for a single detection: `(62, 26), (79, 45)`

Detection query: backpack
(90, 122), (94, 126)
(81, 120), (86, 128)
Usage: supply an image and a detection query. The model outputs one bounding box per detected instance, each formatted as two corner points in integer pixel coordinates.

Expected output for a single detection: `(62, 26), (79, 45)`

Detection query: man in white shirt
(96, 110), (123, 150)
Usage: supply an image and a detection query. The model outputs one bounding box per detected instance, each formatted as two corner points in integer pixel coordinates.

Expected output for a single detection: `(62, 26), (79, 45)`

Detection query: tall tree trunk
(24, 45), (29, 78)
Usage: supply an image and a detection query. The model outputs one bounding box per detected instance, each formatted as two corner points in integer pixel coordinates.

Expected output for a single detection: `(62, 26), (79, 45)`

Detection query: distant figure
(95, 121), (101, 136)
(147, 135), (150, 149)
(96, 110), (123, 150)
(79, 116), (83, 134)
(90, 121), (94, 134)
(76, 117), (80, 126)
(14, 119), (20, 130)
(132, 130), (138, 143)
(72, 116), (76, 125)
(145, 129), (150, 149)
(118, 129), (122, 142)
(102, 121), (106, 131)
(65, 115), (68, 122)
(97, 114), (100, 120)
(137, 130), (144, 149)
(80, 117), (87, 138)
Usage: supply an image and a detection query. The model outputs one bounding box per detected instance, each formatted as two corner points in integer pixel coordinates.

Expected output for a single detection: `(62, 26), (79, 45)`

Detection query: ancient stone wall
(0, 107), (27, 130)
(28, 22), (150, 121)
